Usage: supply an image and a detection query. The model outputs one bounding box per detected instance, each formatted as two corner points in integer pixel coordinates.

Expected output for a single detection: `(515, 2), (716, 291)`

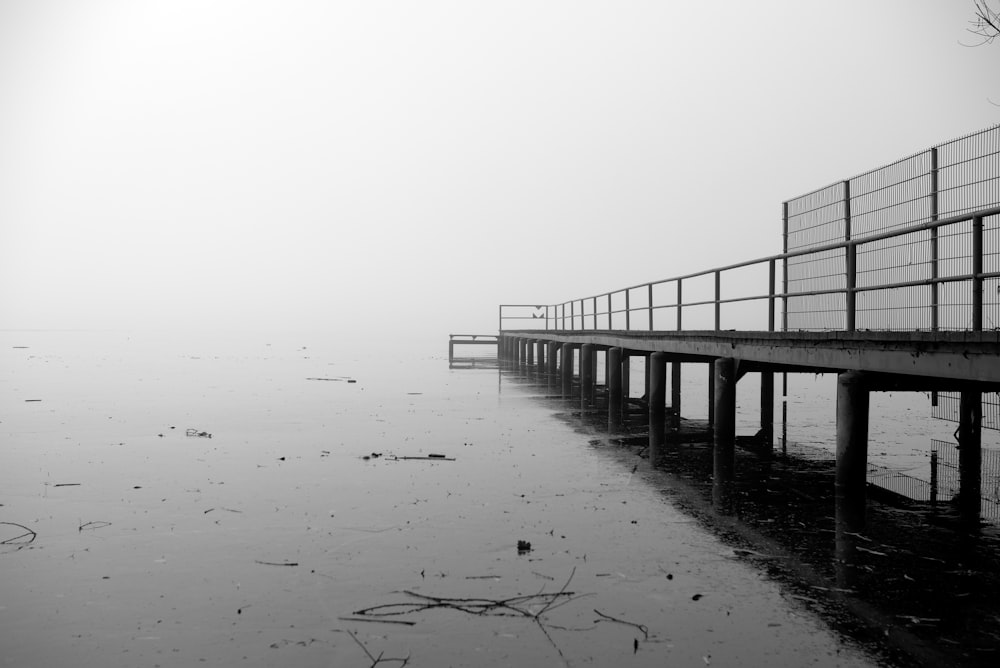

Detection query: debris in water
(594, 609), (650, 640)
(255, 560), (299, 567)
(186, 429), (212, 438)
(79, 521), (111, 531)
(53, 483), (81, 487)
(517, 540), (532, 554)
(306, 377), (357, 383)
(0, 522), (37, 545)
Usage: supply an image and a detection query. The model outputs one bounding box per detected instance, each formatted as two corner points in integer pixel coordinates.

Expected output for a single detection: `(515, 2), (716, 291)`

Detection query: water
(0, 330), (981, 666)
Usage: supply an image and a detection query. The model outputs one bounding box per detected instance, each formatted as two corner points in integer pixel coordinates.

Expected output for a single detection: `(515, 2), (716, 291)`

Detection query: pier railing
(500, 204), (1000, 336)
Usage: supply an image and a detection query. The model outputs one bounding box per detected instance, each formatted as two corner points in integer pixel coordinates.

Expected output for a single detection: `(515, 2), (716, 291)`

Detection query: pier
(489, 125), (1000, 531)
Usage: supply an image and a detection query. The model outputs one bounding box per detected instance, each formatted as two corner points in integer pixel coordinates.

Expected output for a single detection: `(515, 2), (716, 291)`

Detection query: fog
(1, 0), (996, 347)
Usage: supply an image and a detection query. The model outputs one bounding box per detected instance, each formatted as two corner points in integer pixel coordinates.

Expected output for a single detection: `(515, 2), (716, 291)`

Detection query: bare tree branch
(968, 0), (1000, 46)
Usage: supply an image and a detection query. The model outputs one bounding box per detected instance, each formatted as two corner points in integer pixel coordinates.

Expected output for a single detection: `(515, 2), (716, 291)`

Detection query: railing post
(782, 201), (789, 332)
(714, 271), (721, 331)
(930, 147), (939, 331)
(844, 180), (856, 333)
(973, 215), (984, 332)
(676, 279), (683, 330)
(768, 258), (776, 332)
(570, 300), (575, 331)
(593, 296), (598, 330)
(625, 289), (631, 331)
(607, 293), (612, 330)
(648, 283), (654, 331)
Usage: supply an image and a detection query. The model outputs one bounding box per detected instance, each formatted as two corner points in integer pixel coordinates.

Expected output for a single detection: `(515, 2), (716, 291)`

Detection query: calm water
(0, 330), (976, 666)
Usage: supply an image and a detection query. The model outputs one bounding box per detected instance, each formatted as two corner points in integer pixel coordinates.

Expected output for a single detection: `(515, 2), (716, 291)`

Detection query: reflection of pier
(493, 125), (1000, 532)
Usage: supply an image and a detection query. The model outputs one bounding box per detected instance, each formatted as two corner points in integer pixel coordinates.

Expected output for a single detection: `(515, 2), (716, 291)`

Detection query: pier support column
(580, 344), (595, 407)
(622, 352), (631, 404)
(525, 339), (534, 368)
(536, 340), (546, 374)
(713, 358), (737, 510)
(649, 352), (668, 463)
(547, 342), (559, 380)
(608, 347), (624, 430)
(707, 364), (716, 437)
(561, 344), (575, 397)
(760, 371), (774, 450)
(958, 390), (982, 525)
(835, 371), (869, 531)
(670, 362), (682, 430)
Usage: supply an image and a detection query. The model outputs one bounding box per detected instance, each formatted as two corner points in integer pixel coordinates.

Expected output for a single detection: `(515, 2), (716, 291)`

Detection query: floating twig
(388, 455), (456, 462)
(0, 522), (36, 545)
(79, 521), (112, 532)
(186, 429), (213, 438)
(593, 609), (649, 640)
(338, 616), (416, 626)
(345, 630), (410, 667)
(255, 560), (299, 567)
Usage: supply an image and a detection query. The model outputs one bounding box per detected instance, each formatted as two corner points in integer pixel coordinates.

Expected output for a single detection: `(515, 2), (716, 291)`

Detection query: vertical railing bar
(973, 214), (984, 332)
(648, 283), (654, 331)
(782, 201), (789, 332)
(930, 147), (939, 331)
(714, 270), (721, 330)
(625, 289), (631, 331)
(768, 258), (776, 332)
(676, 279), (683, 331)
(593, 296), (598, 330)
(607, 293), (612, 330)
(844, 179), (856, 332)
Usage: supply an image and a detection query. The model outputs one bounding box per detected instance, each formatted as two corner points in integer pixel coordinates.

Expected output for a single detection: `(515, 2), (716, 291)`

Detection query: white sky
(1, 0), (997, 344)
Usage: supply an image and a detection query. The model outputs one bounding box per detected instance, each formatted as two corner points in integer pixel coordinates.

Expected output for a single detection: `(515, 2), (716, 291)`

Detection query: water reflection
(504, 364), (1000, 668)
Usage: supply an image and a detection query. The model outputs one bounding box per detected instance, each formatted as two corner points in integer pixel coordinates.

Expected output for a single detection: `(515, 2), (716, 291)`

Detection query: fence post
(782, 201), (789, 332)
(768, 258), (776, 332)
(973, 215), (984, 332)
(677, 279), (683, 330)
(930, 147), (939, 331)
(625, 290), (631, 331)
(648, 284), (654, 330)
(714, 271), (721, 330)
(844, 180), (856, 332)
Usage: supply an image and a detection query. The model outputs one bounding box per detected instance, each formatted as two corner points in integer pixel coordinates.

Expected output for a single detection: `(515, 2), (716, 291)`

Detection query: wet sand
(3, 333), (888, 666)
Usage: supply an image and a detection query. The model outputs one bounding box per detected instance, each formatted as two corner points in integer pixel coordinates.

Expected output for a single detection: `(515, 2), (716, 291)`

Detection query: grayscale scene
(3, 2), (1000, 666)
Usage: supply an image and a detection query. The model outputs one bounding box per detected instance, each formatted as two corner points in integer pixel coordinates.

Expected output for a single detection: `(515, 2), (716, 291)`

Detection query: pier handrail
(500, 204), (1000, 335)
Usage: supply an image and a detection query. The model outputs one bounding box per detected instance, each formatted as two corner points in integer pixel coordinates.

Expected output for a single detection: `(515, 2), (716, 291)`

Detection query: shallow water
(2, 331), (890, 666)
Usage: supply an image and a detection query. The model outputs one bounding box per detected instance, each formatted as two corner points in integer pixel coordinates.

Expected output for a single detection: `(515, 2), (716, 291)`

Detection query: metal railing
(499, 204), (1000, 336)
(501, 125), (1000, 336)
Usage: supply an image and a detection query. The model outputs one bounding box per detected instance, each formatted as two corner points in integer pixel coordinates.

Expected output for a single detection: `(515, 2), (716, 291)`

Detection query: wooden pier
(483, 125), (1000, 531)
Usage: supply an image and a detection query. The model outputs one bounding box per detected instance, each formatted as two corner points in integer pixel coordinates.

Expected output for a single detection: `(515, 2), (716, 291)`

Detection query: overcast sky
(1, 1), (996, 344)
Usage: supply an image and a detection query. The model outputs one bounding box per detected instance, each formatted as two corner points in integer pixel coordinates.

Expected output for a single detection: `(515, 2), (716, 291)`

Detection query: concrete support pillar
(561, 344), (575, 396)
(519, 338), (528, 371)
(536, 340), (546, 373)
(649, 352), (668, 463)
(760, 371), (775, 450)
(525, 339), (534, 367)
(958, 390), (982, 525)
(643, 355), (651, 401)
(622, 352), (631, 403)
(580, 344), (595, 406)
(670, 362), (682, 430)
(608, 347), (623, 430)
(707, 364), (716, 436)
(713, 357), (737, 509)
(547, 342), (559, 376)
(835, 371), (869, 531)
